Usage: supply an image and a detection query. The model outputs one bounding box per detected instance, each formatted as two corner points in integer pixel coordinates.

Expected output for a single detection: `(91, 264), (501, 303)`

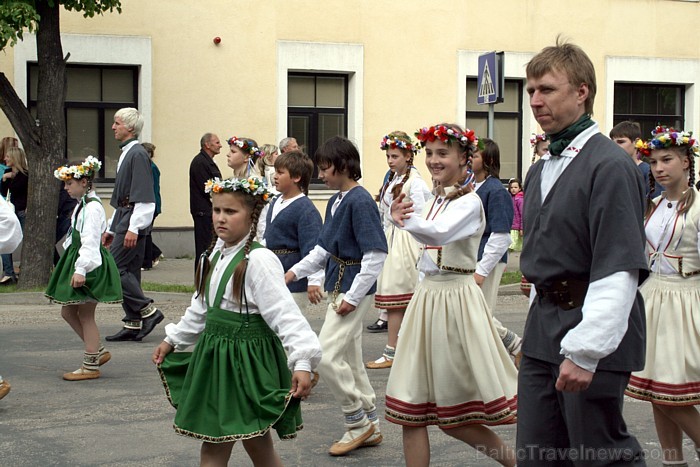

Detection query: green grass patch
(500, 270), (522, 285)
(0, 284), (46, 293)
(141, 282), (195, 294)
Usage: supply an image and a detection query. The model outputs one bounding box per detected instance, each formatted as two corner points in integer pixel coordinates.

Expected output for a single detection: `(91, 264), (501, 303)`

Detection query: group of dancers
(3, 44), (699, 467)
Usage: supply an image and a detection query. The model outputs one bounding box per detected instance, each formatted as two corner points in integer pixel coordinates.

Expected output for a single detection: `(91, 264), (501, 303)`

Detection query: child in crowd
(153, 176), (321, 467)
(367, 131), (430, 370)
(508, 178), (523, 252)
(1, 146), (28, 285)
(530, 133), (549, 164)
(258, 143), (279, 194)
(46, 157), (122, 381)
(227, 136), (262, 179)
(610, 120), (664, 198)
(472, 139), (521, 365)
(626, 127), (700, 466)
(263, 150), (323, 312)
(386, 124), (517, 467)
(285, 136), (388, 456)
(0, 193), (22, 399)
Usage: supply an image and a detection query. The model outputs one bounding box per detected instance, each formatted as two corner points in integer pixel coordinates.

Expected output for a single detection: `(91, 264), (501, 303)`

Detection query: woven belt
(535, 279), (588, 311)
(440, 266), (476, 275)
(118, 197), (133, 208)
(329, 255), (362, 310)
(271, 248), (300, 255)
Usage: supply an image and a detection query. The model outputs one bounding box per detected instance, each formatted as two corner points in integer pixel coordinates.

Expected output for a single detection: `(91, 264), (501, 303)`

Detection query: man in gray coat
(102, 108), (162, 342)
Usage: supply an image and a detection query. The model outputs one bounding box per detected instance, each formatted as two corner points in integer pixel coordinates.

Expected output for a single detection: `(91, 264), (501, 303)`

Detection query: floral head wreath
(530, 133), (548, 148)
(414, 125), (483, 151)
(380, 134), (419, 155)
(227, 136), (263, 159)
(204, 176), (270, 202)
(636, 126), (700, 158)
(54, 156), (102, 181)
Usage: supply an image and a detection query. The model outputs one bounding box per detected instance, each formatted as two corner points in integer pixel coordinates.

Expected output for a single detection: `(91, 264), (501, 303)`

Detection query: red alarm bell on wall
(213, 37), (222, 45)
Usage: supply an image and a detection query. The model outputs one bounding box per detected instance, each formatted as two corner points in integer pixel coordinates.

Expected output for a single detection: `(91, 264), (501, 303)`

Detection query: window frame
(613, 82), (685, 138)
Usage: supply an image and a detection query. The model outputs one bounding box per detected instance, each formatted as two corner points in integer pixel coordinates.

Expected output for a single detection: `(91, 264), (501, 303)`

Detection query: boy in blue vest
(286, 136), (388, 456)
(263, 151), (324, 310)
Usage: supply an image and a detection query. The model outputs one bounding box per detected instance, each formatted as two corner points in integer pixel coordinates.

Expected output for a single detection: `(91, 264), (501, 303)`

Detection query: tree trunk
(16, 2), (66, 289)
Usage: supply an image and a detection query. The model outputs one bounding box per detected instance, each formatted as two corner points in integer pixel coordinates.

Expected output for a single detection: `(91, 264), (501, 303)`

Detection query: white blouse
(400, 192), (483, 275)
(164, 237), (322, 373)
(0, 196), (21, 254)
(378, 171), (432, 231)
(62, 191), (108, 276)
(646, 198), (700, 275)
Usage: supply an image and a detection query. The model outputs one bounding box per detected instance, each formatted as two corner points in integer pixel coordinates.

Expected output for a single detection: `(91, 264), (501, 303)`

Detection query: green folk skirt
(158, 307), (302, 443)
(45, 239), (122, 305)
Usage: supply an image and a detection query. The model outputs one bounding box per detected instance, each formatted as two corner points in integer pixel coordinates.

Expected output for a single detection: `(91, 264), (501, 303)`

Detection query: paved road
(0, 259), (689, 465)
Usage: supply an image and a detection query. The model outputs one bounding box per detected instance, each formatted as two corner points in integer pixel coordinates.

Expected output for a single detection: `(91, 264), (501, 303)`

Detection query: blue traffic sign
(477, 52), (504, 105)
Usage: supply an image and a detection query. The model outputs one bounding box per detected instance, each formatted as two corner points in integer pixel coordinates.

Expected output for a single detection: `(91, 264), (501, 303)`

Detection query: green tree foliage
(0, 0), (121, 288)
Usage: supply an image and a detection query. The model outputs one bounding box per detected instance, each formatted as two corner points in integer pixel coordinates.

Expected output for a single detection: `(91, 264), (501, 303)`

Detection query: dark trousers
(110, 232), (152, 323)
(142, 234), (162, 269)
(54, 216), (72, 265)
(192, 213), (213, 266)
(516, 355), (645, 466)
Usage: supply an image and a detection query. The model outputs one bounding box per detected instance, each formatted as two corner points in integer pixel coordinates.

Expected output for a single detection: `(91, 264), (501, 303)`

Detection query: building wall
(1, 0), (699, 255)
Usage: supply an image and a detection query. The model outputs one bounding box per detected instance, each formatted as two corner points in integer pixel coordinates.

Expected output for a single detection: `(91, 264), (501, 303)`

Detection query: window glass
(66, 68), (101, 102)
(103, 69), (135, 102)
(316, 77), (345, 108)
(288, 76), (315, 107)
(613, 83), (684, 140)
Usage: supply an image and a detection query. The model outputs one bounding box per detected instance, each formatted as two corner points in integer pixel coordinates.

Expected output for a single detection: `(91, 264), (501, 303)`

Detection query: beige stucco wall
(1, 0), (699, 229)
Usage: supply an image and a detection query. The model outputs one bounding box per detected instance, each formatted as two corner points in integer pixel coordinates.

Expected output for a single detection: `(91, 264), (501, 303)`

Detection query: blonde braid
(231, 198), (265, 303)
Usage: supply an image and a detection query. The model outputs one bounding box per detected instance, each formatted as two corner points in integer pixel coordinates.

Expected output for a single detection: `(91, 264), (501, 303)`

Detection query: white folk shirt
(107, 140), (156, 235)
(164, 237), (322, 373)
(0, 196), (21, 254)
(474, 178), (513, 277)
(290, 186), (387, 307)
(63, 191), (108, 276)
(533, 122), (639, 373)
(646, 198), (700, 274)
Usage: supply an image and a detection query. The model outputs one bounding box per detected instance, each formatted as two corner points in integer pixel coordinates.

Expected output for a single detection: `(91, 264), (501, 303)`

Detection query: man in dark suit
(189, 133), (222, 263)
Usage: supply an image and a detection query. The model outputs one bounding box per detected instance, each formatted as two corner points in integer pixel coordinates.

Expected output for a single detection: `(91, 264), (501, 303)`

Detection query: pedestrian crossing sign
(477, 52), (504, 105)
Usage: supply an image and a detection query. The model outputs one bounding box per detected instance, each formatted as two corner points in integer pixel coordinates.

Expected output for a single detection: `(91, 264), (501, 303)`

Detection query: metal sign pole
(488, 103), (495, 139)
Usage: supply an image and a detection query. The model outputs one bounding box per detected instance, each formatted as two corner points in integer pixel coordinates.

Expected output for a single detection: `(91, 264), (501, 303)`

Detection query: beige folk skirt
(385, 273), (518, 428)
(626, 274), (700, 405)
(375, 226), (421, 310)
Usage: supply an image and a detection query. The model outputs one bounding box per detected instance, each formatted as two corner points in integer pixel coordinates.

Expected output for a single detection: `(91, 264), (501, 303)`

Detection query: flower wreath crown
(414, 125), (482, 151)
(227, 136), (263, 158)
(530, 133), (548, 148)
(204, 176), (270, 202)
(54, 156), (102, 181)
(380, 134), (419, 155)
(636, 126), (700, 158)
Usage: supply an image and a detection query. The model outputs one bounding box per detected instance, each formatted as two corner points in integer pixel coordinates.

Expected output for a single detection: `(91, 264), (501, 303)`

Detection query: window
(466, 78), (523, 182)
(613, 83), (684, 138)
(287, 73), (348, 185)
(27, 64), (138, 181)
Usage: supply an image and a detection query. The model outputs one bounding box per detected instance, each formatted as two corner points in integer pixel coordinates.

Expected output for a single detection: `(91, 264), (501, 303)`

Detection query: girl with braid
(153, 176), (321, 467)
(46, 157), (122, 381)
(386, 124), (517, 467)
(367, 131), (430, 369)
(626, 127), (700, 467)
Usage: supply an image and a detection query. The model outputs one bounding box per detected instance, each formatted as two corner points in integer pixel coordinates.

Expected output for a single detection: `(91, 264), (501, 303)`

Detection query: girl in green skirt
(45, 156), (122, 381)
(152, 176), (321, 467)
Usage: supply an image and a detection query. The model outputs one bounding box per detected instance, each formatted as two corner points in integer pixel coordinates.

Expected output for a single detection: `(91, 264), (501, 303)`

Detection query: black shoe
(136, 309), (164, 340)
(106, 328), (142, 342)
(366, 319), (388, 333)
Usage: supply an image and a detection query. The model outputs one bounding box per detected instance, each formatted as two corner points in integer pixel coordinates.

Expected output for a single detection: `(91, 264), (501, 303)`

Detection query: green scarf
(546, 114), (595, 156)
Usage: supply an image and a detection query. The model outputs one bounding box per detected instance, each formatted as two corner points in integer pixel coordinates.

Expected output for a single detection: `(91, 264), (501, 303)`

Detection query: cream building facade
(1, 0), (699, 255)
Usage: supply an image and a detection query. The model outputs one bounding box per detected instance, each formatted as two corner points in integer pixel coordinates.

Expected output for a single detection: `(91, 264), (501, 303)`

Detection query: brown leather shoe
(361, 431), (383, 447)
(63, 367), (100, 381)
(329, 423), (375, 456)
(0, 380), (10, 400)
(366, 356), (393, 369)
(98, 350), (111, 366)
